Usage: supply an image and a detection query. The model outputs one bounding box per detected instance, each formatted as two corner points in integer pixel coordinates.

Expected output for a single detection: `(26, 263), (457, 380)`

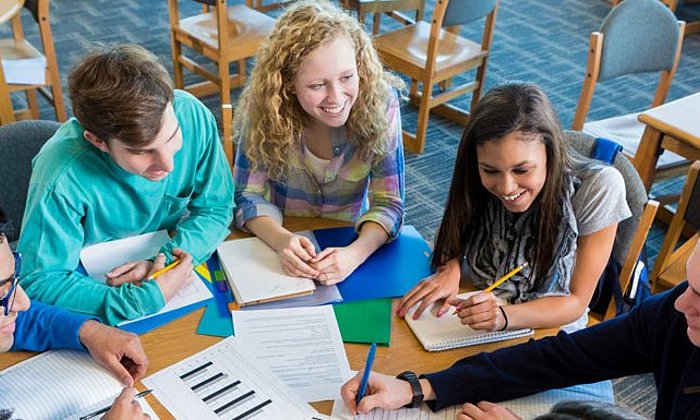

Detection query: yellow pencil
(146, 259), (181, 281)
(453, 262), (529, 315)
(484, 261), (529, 292)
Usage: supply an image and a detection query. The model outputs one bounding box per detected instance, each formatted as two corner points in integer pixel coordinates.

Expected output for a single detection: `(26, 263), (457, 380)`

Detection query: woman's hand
(451, 292), (506, 331)
(310, 246), (363, 285)
(273, 233), (320, 278)
(396, 259), (461, 319)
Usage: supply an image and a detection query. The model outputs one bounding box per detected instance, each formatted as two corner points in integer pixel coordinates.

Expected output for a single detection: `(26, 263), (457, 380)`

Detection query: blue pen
(356, 342), (377, 405)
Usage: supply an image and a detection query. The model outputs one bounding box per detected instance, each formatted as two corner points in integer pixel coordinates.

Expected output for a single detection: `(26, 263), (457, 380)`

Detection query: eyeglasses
(1, 252), (21, 316)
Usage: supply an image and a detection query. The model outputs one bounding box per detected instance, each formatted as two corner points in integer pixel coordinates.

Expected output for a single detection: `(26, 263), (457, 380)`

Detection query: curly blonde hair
(234, 0), (403, 180)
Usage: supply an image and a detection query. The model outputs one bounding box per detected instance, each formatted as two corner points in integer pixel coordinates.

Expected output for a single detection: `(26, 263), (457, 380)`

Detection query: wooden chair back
(650, 161), (700, 292)
(572, 0), (684, 131)
(373, 0), (499, 154)
(0, 0), (66, 125)
(167, 0), (275, 167)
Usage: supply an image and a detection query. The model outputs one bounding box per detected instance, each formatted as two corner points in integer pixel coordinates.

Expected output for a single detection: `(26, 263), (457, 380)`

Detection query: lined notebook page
(405, 292), (533, 351)
(0, 349), (158, 419)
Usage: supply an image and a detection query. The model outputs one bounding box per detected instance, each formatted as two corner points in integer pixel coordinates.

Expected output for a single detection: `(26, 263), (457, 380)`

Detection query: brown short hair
(68, 44), (174, 147)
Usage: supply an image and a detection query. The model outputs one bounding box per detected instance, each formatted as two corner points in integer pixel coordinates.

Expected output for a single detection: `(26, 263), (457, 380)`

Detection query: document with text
(232, 305), (352, 402)
(143, 337), (317, 419)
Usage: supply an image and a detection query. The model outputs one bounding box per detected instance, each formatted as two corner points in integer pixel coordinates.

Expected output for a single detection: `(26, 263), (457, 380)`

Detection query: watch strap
(396, 370), (424, 408)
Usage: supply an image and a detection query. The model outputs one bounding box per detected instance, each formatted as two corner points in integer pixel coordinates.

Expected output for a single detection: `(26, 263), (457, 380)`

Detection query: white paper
(142, 336), (318, 420)
(217, 236), (316, 306)
(80, 230), (213, 327)
(81, 231), (171, 283)
(231, 305), (351, 402)
(0, 350), (158, 419)
(0, 39), (46, 85)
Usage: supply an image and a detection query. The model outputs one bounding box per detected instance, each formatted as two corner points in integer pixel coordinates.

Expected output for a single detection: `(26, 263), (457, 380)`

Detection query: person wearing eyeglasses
(0, 206), (149, 419)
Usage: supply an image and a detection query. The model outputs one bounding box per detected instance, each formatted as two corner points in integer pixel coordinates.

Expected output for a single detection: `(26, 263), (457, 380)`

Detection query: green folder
(333, 298), (392, 345)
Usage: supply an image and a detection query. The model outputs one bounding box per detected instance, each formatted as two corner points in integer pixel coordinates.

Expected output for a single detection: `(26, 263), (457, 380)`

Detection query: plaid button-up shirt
(233, 94), (404, 239)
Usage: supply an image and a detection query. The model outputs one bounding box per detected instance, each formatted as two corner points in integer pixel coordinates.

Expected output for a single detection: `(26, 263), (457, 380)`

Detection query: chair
(650, 161), (700, 293)
(342, 0), (426, 35)
(0, 0), (67, 125)
(0, 120), (60, 243)
(373, 0), (500, 154)
(572, 0), (685, 171)
(567, 131), (659, 321)
(167, 0), (276, 167)
(610, 0), (699, 34)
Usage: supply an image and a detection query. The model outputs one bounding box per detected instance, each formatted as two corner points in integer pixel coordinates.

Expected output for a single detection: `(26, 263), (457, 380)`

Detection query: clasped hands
(396, 260), (507, 332)
(274, 233), (362, 286)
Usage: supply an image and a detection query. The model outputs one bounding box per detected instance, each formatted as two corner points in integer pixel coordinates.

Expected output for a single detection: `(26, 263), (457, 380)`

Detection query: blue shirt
(11, 301), (92, 352)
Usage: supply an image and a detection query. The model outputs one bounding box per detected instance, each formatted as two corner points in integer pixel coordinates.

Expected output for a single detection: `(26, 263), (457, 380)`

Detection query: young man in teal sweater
(17, 44), (234, 325)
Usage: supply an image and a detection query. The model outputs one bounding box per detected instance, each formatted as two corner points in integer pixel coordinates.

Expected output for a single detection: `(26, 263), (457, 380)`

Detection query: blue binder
(313, 225), (433, 302)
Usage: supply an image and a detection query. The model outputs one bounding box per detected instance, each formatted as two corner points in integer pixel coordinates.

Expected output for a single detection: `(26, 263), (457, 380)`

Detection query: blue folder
(196, 225), (433, 337)
(313, 225), (433, 302)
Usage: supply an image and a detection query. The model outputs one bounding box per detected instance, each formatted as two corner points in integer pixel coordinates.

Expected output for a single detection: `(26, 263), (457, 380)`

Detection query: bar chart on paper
(143, 337), (317, 419)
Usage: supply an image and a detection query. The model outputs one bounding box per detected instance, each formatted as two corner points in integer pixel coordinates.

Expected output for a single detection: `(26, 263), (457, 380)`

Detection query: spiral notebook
(405, 292), (533, 352)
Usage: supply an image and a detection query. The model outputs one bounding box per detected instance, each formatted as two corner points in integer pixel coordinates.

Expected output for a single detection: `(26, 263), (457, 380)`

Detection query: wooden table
(0, 218), (558, 418)
(634, 92), (700, 191)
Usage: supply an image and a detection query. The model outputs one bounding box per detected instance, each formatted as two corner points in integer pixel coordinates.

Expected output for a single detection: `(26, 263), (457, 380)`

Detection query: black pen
(78, 389), (153, 420)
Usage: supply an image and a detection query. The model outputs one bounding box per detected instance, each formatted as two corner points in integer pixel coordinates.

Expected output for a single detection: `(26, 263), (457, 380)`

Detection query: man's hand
(106, 254), (166, 287)
(153, 249), (194, 302)
(458, 401), (521, 420)
(78, 320), (148, 386)
(102, 387), (150, 420)
(309, 246), (363, 285)
(340, 371), (414, 415)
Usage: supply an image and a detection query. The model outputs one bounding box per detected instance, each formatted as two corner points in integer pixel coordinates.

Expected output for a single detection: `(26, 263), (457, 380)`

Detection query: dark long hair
(432, 82), (573, 282)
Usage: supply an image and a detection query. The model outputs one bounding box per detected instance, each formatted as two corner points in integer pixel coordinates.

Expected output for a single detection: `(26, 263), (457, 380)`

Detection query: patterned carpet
(4, 0), (700, 418)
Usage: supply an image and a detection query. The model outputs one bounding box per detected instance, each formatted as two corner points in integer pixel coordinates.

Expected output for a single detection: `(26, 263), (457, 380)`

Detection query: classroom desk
(634, 92), (700, 191)
(0, 217), (559, 418)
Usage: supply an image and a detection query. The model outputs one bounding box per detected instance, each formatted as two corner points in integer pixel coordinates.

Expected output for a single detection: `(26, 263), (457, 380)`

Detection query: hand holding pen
(81, 387), (151, 420)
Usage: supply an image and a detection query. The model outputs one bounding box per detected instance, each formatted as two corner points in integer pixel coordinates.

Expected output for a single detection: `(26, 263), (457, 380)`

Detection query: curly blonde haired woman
(233, 0), (405, 285)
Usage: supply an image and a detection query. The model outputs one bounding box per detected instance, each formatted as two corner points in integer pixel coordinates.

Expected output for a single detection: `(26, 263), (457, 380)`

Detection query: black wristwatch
(396, 371), (424, 408)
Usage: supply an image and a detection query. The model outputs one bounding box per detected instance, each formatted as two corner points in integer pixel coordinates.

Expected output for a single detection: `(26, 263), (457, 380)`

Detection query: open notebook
(217, 235), (316, 307)
(406, 292), (533, 351)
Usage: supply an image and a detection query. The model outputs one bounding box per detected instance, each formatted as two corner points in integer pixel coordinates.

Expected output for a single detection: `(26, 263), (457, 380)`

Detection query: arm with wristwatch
(341, 370), (432, 415)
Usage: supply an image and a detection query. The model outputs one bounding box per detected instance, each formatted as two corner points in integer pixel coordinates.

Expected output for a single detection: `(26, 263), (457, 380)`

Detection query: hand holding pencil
(151, 248), (195, 302)
(451, 262), (528, 331)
